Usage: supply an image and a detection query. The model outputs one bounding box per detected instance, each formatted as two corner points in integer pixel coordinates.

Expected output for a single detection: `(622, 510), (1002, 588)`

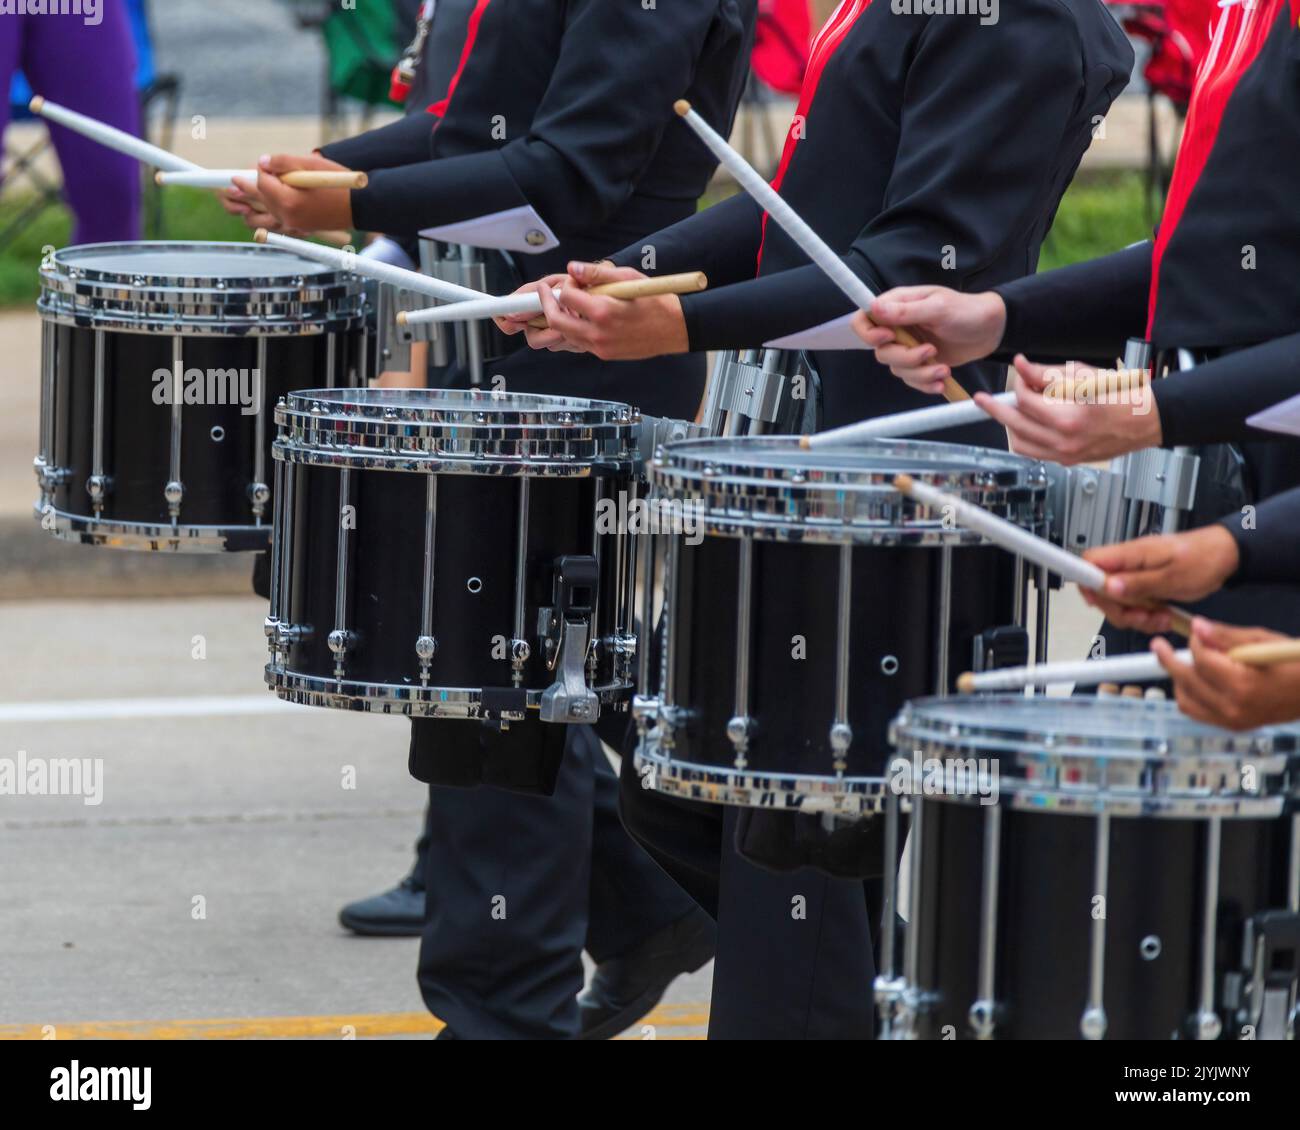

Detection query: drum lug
(632, 694), (661, 733)
(1228, 910), (1300, 1041)
(967, 998), (998, 1040)
(537, 555), (601, 724)
(86, 474), (113, 513)
(726, 715), (755, 770)
(829, 722), (853, 775)
(33, 457), (72, 493)
(273, 621), (314, 649)
(164, 479), (185, 519)
(248, 480), (271, 519)
(415, 634), (439, 684)
(327, 629), (356, 680)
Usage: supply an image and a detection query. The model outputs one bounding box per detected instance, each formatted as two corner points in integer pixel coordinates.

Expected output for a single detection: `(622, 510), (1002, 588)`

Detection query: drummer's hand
(974, 356), (1162, 464)
(1152, 619), (1300, 730)
(851, 287), (1007, 394)
(233, 154), (354, 235)
(529, 262), (690, 361)
(1080, 525), (1240, 633)
(493, 275), (570, 347)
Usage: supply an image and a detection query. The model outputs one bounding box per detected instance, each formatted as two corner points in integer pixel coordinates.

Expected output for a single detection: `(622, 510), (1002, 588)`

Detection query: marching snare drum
(886, 696), (1300, 1040)
(266, 388), (686, 723)
(633, 437), (1049, 818)
(34, 241), (368, 551)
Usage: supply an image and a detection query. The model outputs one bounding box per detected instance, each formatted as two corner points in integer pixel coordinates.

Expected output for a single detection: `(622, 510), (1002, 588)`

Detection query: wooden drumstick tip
(253, 228), (270, 244)
(396, 311), (408, 326)
(29, 95), (44, 114)
(674, 100), (693, 117)
(956, 672), (976, 694)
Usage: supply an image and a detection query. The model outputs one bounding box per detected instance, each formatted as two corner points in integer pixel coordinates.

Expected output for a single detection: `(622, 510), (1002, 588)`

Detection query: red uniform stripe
(756, 0), (873, 270)
(1147, 0), (1281, 334)
(428, 0), (494, 119)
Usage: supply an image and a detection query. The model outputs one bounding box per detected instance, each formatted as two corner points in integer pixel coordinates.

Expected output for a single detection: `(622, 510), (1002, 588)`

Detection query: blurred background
(0, 0), (1209, 1039)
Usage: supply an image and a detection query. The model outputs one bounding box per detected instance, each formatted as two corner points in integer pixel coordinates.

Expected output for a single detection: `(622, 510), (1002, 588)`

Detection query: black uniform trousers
(412, 337), (704, 1040)
(609, 351), (957, 1040)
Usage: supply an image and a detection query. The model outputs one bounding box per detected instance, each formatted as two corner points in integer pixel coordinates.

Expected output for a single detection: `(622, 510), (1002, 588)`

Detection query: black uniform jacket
(322, 0), (755, 263)
(610, 0), (1133, 434)
(993, 1), (1300, 625)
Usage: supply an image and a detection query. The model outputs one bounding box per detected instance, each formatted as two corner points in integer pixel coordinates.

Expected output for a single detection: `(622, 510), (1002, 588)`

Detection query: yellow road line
(0, 1003), (709, 1041)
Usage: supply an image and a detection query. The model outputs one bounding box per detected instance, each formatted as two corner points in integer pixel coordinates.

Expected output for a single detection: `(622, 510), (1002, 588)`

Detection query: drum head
(652, 435), (1048, 544)
(890, 695), (1296, 817)
(49, 241), (337, 286)
(274, 387), (644, 475)
(39, 241), (365, 335)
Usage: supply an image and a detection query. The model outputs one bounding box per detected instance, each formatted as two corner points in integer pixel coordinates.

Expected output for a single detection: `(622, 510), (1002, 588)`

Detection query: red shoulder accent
(428, 0), (494, 120)
(757, 0), (874, 272)
(1147, 0), (1283, 335)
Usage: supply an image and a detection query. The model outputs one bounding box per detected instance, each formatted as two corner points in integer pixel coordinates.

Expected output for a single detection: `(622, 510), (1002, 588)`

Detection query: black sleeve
(317, 113), (435, 173)
(1220, 487), (1300, 586)
(607, 192), (764, 288)
(992, 241), (1152, 365)
(675, 3), (1098, 366)
(1152, 331), (1300, 446)
(348, 0), (728, 238)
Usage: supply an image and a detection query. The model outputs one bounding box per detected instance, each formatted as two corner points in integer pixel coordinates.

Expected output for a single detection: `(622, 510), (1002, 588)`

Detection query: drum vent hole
(210, 426), (225, 442)
(466, 577), (483, 594)
(881, 655), (900, 676)
(1139, 935), (1162, 961)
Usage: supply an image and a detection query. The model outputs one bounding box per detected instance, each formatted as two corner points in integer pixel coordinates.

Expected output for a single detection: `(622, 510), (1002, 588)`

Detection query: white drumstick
(960, 650), (1184, 692)
(255, 229), (488, 304)
(809, 369), (1151, 447)
(808, 393), (1014, 446)
(893, 473), (1195, 636)
(959, 637), (1300, 693)
(399, 271), (710, 326)
(157, 169), (369, 190)
(29, 96), (201, 172)
(894, 472), (1107, 589)
(673, 99), (967, 405)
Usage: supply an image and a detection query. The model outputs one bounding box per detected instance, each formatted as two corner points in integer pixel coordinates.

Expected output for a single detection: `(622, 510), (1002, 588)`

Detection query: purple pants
(1, 6), (141, 243)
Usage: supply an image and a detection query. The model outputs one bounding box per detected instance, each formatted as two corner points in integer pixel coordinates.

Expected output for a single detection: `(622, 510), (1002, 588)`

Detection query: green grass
(0, 188), (252, 307)
(0, 173), (1155, 309)
(1038, 171), (1156, 273)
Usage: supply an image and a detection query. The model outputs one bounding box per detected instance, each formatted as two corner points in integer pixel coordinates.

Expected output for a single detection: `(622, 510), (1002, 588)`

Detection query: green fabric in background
(322, 0), (400, 107)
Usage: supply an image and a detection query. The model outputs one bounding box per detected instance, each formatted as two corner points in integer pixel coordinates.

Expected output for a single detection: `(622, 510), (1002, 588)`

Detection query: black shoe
(338, 875), (426, 937)
(579, 908), (715, 1040)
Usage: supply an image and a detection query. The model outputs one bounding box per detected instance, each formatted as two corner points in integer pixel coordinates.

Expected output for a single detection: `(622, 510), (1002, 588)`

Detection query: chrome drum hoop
(266, 664), (633, 718)
(889, 696), (1295, 819)
(650, 436), (1049, 546)
(634, 726), (889, 815)
(39, 241), (367, 336)
(274, 387), (646, 475)
(33, 504), (269, 553)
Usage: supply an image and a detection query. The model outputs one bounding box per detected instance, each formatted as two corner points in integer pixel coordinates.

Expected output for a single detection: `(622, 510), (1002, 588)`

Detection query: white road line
(0, 695), (305, 724)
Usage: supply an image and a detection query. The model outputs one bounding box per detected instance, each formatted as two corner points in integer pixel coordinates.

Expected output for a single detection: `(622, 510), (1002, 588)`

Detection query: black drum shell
(46, 323), (362, 544)
(911, 800), (1292, 1040)
(278, 459), (632, 706)
(666, 536), (1018, 782)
